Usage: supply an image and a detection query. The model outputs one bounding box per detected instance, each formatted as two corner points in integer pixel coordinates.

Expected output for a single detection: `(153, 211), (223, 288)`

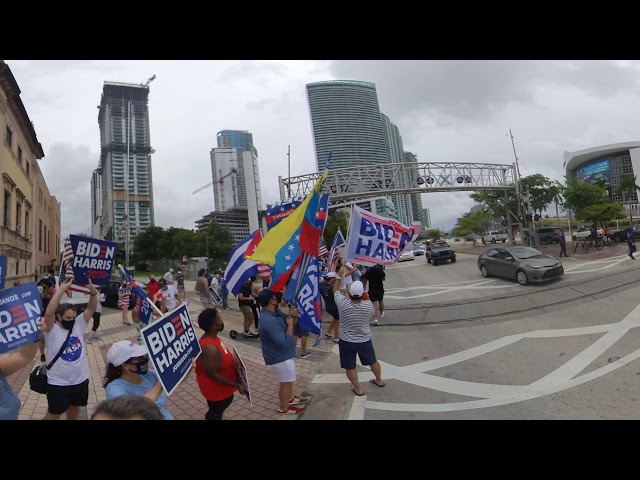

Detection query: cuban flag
(225, 230), (272, 296)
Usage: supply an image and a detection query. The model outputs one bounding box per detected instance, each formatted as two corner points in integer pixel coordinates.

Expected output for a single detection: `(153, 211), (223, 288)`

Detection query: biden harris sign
(69, 235), (118, 285)
(140, 304), (201, 396)
(0, 283), (43, 354)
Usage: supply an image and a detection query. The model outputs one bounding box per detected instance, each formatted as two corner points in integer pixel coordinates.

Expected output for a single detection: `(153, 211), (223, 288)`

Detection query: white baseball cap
(326, 272), (339, 279)
(107, 341), (149, 367)
(349, 281), (364, 297)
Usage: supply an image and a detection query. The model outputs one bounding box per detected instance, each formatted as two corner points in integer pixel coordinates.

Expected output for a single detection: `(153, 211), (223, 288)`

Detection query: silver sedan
(477, 246), (564, 285)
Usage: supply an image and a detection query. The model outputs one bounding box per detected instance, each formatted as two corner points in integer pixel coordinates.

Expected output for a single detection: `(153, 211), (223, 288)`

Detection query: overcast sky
(6, 60), (640, 239)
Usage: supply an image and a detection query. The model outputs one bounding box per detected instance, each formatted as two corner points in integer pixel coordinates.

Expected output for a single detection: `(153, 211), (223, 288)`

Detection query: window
(39, 219), (42, 251)
(26, 162), (30, 178)
(24, 210), (29, 238)
(15, 202), (21, 234)
(5, 127), (12, 148)
(3, 191), (10, 227)
(15, 260), (18, 275)
(44, 226), (47, 254)
(24, 260), (27, 275)
(17, 146), (23, 166)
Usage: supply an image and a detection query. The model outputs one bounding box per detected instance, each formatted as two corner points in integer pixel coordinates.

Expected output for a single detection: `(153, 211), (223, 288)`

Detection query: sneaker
(40, 354), (46, 362)
(374, 319), (379, 326)
(278, 406), (305, 415)
(244, 331), (257, 338)
(380, 311), (385, 317)
(301, 351), (312, 359)
(289, 396), (310, 405)
(86, 337), (93, 344)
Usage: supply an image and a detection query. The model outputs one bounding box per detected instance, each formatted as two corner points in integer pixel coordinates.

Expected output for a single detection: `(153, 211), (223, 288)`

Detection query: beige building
(0, 61), (60, 286)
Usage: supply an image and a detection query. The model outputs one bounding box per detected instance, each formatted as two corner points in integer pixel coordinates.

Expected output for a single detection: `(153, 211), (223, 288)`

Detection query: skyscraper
(96, 81), (155, 242)
(306, 80), (388, 170)
(210, 130), (262, 212)
(404, 152), (424, 224)
(306, 80), (398, 218)
(382, 113), (412, 224)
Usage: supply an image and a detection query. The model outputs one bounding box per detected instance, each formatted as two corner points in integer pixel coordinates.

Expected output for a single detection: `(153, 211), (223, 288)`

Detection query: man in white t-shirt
(339, 262), (356, 292)
(158, 278), (180, 311)
(163, 269), (175, 285)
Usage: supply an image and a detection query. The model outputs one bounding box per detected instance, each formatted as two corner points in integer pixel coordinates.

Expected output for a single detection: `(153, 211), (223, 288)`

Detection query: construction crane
(192, 168), (238, 210)
(142, 74), (156, 87)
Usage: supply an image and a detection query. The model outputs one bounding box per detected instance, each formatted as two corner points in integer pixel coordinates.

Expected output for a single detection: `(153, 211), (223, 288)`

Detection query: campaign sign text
(70, 235), (118, 285)
(0, 255), (6, 290)
(141, 304), (202, 395)
(0, 283), (43, 354)
(209, 286), (222, 306)
(232, 346), (252, 405)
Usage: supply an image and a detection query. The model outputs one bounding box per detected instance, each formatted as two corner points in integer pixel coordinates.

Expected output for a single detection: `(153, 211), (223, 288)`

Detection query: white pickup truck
(482, 231), (508, 244)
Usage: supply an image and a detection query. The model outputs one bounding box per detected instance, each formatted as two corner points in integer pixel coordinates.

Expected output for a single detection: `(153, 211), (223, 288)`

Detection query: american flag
(59, 239), (91, 295)
(328, 229), (346, 272)
(318, 236), (328, 257)
(257, 263), (271, 281)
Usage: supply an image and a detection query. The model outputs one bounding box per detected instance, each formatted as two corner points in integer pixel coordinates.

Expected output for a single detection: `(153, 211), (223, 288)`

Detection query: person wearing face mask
(41, 277), (99, 420)
(103, 340), (173, 420)
(195, 307), (245, 420)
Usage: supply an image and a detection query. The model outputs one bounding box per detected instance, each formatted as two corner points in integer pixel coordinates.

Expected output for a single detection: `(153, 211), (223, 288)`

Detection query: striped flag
(318, 236), (328, 257)
(328, 229), (346, 272)
(59, 239), (91, 295)
(225, 230), (272, 296)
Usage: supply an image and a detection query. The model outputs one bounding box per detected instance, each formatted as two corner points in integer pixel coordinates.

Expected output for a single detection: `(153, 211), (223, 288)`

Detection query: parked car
(427, 242), (456, 265)
(482, 231), (508, 244)
(477, 246), (564, 285)
(610, 224), (640, 243)
(398, 250), (415, 262)
(536, 227), (562, 244)
(413, 246), (425, 256)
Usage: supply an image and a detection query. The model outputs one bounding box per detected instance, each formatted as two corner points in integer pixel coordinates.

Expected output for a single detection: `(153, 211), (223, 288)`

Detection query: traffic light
(526, 214), (533, 222)
(534, 214), (540, 221)
(501, 219), (507, 227)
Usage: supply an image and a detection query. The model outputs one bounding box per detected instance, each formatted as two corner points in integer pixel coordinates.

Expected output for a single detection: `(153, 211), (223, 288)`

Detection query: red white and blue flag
(328, 229), (346, 272)
(59, 239), (91, 296)
(225, 230), (272, 296)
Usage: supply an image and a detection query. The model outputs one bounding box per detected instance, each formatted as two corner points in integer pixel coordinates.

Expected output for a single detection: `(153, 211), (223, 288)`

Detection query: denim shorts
(338, 339), (377, 370)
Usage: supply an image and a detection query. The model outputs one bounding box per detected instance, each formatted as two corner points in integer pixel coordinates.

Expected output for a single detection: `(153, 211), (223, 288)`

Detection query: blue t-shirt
(105, 370), (173, 420)
(258, 309), (295, 365)
(0, 369), (20, 420)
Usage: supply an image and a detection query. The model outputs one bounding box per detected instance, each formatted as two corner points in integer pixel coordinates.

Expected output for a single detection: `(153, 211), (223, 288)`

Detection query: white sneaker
(380, 311), (385, 317)
(374, 319), (379, 326)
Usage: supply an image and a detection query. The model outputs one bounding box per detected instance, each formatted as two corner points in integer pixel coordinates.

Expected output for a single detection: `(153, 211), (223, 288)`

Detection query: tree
(133, 226), (166, 262)
(470, 189), (517, 223)
(618, 174), (640, 225)
(562, 175), (608, 212)
(323, 210), (349, 248)
(427, 229), (441, 241)
(575, 203), (625, 231)
(453, 210), (491, 237)
(521, 174), (557, 216)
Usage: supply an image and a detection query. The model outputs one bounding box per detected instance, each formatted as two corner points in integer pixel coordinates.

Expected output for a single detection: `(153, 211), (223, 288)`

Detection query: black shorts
(46, 379), (89, 414)
(368, 289), (384, 302)
(338, 339), (377, 370)
(293, 322), (309, 337)
(327, 309), (339, 321)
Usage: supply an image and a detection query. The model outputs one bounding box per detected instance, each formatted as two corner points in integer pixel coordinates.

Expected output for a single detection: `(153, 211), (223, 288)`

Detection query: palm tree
(618, 174), (640, 226)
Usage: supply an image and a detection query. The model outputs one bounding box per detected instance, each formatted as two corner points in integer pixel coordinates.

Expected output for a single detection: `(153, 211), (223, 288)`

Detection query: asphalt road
(308, 276), (640, 420)
(383, 244), (635, 307)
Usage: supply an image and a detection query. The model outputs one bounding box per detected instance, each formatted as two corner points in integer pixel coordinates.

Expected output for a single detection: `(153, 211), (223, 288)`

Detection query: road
(307, 277), (640, 420)
(383, 243), (634, 308)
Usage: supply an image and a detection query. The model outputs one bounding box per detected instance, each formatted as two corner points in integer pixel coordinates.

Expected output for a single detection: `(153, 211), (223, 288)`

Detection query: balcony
(0, 226), (32, 253)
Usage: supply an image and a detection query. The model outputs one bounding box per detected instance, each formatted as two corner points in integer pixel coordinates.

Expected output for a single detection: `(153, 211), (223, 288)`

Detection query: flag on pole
(119, 264), (159, 324)
(318, 236), (328, 257)
(225, 230), (272, 296)
(59, 239), (91, 295)
(328, 229), (346, 272)
(265, 196), (305, 231)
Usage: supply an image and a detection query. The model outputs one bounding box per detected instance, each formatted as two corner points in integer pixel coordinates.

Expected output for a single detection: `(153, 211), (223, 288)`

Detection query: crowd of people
(1, 254), (388, 420)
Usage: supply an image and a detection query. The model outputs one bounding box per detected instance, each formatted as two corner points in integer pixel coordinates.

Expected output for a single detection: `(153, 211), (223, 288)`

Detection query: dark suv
(537, 227), (562, 244)
(427, 242), (456, 265)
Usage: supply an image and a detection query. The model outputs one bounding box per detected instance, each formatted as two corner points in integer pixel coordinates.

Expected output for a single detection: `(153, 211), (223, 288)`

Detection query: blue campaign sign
(140, 304), (202, 396)
(70, 235), (118, 285)
(0, 255), (6, 290)
(209, 286), (222, 306)
(0, 283), (43, 354)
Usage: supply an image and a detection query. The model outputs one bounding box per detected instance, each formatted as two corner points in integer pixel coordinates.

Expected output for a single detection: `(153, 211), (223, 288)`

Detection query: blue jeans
(222, 290), (228, 309)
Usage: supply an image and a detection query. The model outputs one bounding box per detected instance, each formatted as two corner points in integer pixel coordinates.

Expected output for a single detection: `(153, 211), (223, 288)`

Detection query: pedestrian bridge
(279, 162), (517, 202)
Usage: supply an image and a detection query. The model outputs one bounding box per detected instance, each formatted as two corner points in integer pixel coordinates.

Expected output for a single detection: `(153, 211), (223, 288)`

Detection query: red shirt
(147, 279), (160, 299)
(196, 337), (238, 401)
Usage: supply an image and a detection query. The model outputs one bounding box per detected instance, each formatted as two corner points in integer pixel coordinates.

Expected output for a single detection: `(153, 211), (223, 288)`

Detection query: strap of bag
(46, 327), (73, 370)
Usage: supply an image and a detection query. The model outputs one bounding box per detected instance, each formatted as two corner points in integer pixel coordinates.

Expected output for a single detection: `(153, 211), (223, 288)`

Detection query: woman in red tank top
(196, 307), (246, 420)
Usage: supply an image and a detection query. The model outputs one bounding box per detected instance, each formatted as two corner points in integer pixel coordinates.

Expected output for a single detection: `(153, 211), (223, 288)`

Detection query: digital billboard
(577, 159), (610, 184)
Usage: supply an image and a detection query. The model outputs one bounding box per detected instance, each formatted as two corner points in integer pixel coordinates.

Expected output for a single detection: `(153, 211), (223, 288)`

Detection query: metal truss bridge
(278, 162), (517, 203)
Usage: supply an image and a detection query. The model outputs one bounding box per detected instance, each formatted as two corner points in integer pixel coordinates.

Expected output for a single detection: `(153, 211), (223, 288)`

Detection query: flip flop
(352, 388), (365, 396)
(370, 379), (386, 388)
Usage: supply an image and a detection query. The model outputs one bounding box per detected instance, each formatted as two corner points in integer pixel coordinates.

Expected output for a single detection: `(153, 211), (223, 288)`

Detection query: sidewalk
(7, 281), (334, 420)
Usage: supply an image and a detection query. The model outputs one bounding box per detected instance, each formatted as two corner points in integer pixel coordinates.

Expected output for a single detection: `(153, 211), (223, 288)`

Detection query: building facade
(306, 80), (389, 171)
(382, 114), (412, 224)
(195, 208), (252, 244)
(96, 81), (155, 243)
(210, 130), (262, 213)
(404, 152), (424, 224)
(564, 142), (640, 209)
(0, 61), (60, 284)
(421, 208), (431, 229)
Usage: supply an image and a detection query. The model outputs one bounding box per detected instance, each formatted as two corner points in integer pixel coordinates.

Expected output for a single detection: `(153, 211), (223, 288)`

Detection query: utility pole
(287, 145), (292, 198)
(125, 98), (131, 268)
(508, 129), (524, 245)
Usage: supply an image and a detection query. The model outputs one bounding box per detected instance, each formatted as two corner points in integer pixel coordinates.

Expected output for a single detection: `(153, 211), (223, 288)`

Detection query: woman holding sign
(118, 280), (133, 325)
(196, 307), (245, 420)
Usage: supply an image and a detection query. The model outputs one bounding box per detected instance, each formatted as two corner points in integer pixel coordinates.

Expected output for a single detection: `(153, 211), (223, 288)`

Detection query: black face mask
(61, 319), (75, 330)
(218, 321), (224, 333)
(127, 359), (149, 375)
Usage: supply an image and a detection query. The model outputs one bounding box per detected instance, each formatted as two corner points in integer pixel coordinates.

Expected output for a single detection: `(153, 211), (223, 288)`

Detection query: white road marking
(314, 302), (640, 416)
(348, 395), (367, 420)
